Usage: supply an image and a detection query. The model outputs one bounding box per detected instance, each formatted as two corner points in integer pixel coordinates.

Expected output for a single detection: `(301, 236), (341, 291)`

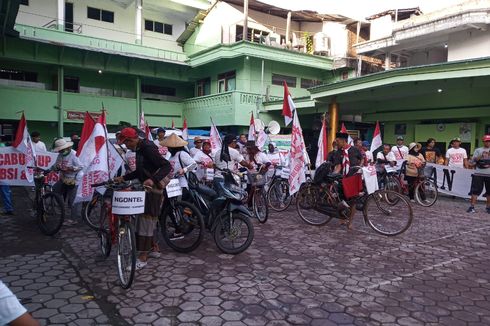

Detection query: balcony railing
(14, 24), (188, 64)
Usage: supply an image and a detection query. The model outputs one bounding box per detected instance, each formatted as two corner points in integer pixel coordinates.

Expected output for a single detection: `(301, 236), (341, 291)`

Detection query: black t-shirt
(420, 147), (442, 163)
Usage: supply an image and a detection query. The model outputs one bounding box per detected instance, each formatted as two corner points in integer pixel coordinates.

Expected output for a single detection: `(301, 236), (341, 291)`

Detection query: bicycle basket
(247, 172), (267, 187)
(342, 174), (363, 199)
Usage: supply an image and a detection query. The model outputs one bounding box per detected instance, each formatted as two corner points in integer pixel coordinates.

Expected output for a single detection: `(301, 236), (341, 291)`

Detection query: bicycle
(159, 175), (205, 253)
(266, 166), (293, 212)
(29, 166), (65, 236)
(382, 163), (438, 207)
(90, 179), (141, 289)
(82, 191), (103, 231)
(247, 171), (269, 223)
(296, 167), (413, 236)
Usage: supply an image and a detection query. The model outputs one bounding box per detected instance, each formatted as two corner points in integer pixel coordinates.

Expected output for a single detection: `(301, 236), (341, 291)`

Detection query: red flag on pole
(340, 123), (353, 145)
(370, 121), (382, 153)
(182, 117), (188, 141)
(282, 81), (294, 127)
(13, 113), (35, 182)
(248, 112), (256, 141)
(77, 112), (96, 156)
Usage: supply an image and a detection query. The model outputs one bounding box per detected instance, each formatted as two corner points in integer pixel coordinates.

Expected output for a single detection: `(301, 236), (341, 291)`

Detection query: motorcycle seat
(197, 184), (218, 199)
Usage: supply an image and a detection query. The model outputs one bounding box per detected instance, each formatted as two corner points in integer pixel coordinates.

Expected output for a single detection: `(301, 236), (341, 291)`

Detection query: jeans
(0, 185), (13, 212)
(53, 181), (81, 219)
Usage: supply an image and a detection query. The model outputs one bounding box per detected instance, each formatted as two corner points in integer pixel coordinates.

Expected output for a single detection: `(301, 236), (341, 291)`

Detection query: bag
(342, 174), (363, 199)
(313, 162), (332, 185)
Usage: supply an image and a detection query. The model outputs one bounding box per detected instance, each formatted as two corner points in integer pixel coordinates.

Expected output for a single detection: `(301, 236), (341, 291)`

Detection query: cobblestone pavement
(1, 189), (490, 325)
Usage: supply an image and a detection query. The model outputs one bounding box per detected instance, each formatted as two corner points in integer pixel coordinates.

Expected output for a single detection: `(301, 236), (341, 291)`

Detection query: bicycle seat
(197, 184), (218, 200)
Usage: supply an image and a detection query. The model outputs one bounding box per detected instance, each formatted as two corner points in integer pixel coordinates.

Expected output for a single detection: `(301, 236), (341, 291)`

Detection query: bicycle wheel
(117, 220), (136, 289)
(383, 176), (402, 204)
(214, 213), (254, 255)
(267, 179), (292, 212)
(98, 228), (111, 258)
(83, 193), (102, 231)
(363, 190), (413, 236)
(296, 183), (333, 226)
(160, 201), (204, 253)
(38, 193), (65, 236)
(415, 178), (438, 207)
(253, 189), (268, 223)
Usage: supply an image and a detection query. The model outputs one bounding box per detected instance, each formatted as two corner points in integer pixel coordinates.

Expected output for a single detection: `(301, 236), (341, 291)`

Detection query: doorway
(65, 2), (73, 32)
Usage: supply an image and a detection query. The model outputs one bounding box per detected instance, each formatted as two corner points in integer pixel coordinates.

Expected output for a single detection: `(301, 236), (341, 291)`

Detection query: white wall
(16, 0), (57, 27)
(448, 29), (490, 61)
(369, 15), (393, 40)
(409, 48), (447, 66)
(322, 21), (347, 57)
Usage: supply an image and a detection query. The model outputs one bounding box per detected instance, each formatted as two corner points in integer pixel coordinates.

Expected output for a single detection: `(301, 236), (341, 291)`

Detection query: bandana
(342, 144), (351, 176)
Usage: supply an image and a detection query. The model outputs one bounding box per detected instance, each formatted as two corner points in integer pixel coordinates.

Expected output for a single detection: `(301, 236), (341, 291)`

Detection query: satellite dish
(268, 120), (280, 135)
(254, 119), (265, 132)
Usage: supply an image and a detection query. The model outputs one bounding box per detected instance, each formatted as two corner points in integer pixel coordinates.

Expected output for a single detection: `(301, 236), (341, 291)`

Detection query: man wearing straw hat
(115, 127), (171, 270)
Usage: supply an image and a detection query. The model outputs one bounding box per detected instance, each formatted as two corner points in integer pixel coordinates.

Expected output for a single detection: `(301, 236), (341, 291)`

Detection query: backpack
(313, 162), (333, 185)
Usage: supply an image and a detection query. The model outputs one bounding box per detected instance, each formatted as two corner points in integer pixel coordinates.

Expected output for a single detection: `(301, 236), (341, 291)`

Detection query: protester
(0, 280), (39, 326)
(245, 141), (271, 173)
(214, 134), (252, 178)
(266, 142), (284, 177)
(327, 141), (338, 166)
(52, 138), (83, 224)
(30, 131), (46, 154)
(333, 133), (363, 176)
(467, 135), (490, 213)
(115, 127), (171, 270)
(162, 134), (197, 190)
(420, 138), (442, 164)
(376, 144), (397, 168)
(153, 127), (170, 159)
(237, 134), (248, 154)
(362, 141), (373, 165)
(354, 138), (367, 166)
(391, 136), (408, 169)
(0, 136), (14, 215)
(193, 140), (214, 182)
(189, 137), (203, 157)
(445, 137), (468, 168)
(405, 142), (426, 202)
(71, 133), (80, 152)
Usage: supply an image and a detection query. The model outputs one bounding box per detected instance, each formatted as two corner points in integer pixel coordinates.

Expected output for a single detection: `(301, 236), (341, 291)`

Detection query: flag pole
(101, 102), (111, 179)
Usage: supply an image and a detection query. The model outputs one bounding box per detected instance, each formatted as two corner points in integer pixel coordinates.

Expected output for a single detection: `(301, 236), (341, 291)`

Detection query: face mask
(62, 149), (71, 156)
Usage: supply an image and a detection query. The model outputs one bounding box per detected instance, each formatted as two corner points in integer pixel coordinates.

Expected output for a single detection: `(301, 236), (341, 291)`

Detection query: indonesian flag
(315, 117), (328, 168)
(289, 109), (307, 195)
(75, 112), (109, 203)
(77, 112), (96, 156)
(248, 112), (256, 141)
(282, 81), (294, 127)
(182, 118), (188, 141)
(341, 123), (354, 145)
(145, 122), (153, 141)
(370, 121), (383, 153)
(209, 121), (221, 153)
(13, 113), (35, 182)
(171, 119), (175, 129)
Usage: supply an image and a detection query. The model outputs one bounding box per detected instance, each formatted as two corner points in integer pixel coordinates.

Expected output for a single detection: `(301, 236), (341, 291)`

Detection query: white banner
(112, 191), (145, 215)
(0, 147), (59, 186)
(426, 163), (487, 200)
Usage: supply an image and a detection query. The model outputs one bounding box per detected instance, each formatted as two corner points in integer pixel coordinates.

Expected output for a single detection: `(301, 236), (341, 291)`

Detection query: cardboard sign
(112, 191), (146, 215)
(280, 168), (290, 179)
(166, 179), (182, 198)
(205, 168), (214, 181)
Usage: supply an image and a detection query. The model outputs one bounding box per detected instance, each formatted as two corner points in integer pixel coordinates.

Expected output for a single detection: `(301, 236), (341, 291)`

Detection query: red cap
(117, 127), (138, 144)
(483, 135), (490, 142)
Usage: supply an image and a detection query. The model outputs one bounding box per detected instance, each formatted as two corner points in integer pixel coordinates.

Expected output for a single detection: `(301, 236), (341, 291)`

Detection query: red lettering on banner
(0, 168), (18, 180)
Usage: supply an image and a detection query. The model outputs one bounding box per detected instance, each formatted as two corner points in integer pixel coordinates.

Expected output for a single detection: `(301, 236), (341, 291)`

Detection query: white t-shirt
(391, 145), (408, 168)
(169, 151), (196, 188)
(153, 139), (171, 160)
(189, 147), (201, 158)
(56, 149), (83, 182)
(0, 280), (27, 325)
(193, 150), (214, 181)
(365, 150), (373, 164)
(377, 151), (396, 163)
(245, 152), (271, 171)
(33, 140), (47, 154)
(446, 147), (467, 168)
(214, 146), (244, 177)
(267, 152), (283, 169)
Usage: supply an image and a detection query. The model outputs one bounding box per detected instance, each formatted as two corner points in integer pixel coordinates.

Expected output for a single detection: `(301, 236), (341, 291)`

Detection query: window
(87, 7), (114, 23)
(235, 25), (268, 42)
(0, 68), (37, 82)
(341, 71), (349, 80)
(141, 84), (176, 97)
(20, 0), (29, 6)
(196, 78), (211, 97)
(217, 71), (236, 93)
(145, 19), (173, 35)
(272, 74), (296, 88)
(64, 76), (79, 93)
(300, 78), (322, 89)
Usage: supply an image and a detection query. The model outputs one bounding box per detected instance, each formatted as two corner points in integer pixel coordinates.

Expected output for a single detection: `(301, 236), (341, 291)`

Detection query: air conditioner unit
(314, 32), (330, 55)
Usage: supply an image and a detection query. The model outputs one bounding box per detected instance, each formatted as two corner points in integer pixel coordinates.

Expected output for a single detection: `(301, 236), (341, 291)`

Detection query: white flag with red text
(209, 121), (221, 154)
(370, 121), (383, 153)
(256, 130), (267, 149)
(182, 118), (189, 142)
(248, 113), (256, 142)
(315, 117), (328, 168)
(289, 110), (307, 195)
(12, 113), (35, 182)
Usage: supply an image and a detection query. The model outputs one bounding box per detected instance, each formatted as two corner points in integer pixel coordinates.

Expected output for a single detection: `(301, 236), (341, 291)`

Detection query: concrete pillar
(57, 66), (64, 137)
(57, 0), (64, 31)
(385, 52), (391, 70)
(135, 0), (142, 44)
(328, 97), (339, 152)
(243, 0), (249, 41)
(136, 77), (141, 124)
(286, 12), (292, 46)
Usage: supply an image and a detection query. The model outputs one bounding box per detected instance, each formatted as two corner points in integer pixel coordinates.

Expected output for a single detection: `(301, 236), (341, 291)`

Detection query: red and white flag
(171, 119), (175, 129)
(145, 122), (153, 141)
(370, 121), (383, 153)
(139, 111), (153, 140)
(315, 117), (328, 168)
(13, 113), (35, 182)
(182, 118), (188, 142)
(341, 123), (354, 145)
(289, 110), (307, 195)
(75, 112), (109, 202)
(209, 120), (221, 153)
(248, 112), (256, 141)
(256, 130), (267, 149)
(282, 81), (295, 127)
(77, 112), (96, 156)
